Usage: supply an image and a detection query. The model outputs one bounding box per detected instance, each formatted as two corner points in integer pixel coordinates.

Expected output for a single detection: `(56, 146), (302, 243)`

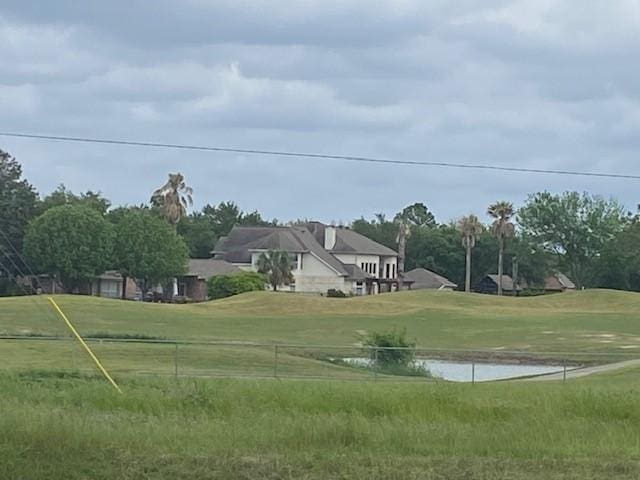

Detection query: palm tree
(394, 216), (411, 285)
(151, 173), (193, 226)
(487, 201), (516, 295)
(457, 215), (483, 293)
(256, 250), (294, 291)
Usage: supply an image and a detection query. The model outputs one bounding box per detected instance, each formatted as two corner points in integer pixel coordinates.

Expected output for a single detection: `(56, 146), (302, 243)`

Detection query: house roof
(545, 273), (576, 291)
(331, 227), (398, 256)
(184, 259), (240, 280)
(214, 227), (306, 264)
(342, 264), (373, 282)
(214, 225), (349, 276)
(486, 274), (521, 291)
(289, 227), (349, 276)
(404, 268), (457, 289)
(97, 270), (124, 281)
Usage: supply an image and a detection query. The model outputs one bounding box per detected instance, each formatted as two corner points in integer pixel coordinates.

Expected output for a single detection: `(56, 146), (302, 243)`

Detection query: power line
(1, 131), (639, 180)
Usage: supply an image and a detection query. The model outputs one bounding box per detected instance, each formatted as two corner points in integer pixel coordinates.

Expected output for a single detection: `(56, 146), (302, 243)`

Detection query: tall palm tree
(395, 216), (411, 285)
(457, 214), (483, 293)
(151, 173), (193, 226)
(257, 250), (294, 291)
(487, 201), (516, 295)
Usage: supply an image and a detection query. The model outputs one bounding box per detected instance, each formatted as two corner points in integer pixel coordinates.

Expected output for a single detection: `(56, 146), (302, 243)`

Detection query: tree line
(1, 148), (638, 297)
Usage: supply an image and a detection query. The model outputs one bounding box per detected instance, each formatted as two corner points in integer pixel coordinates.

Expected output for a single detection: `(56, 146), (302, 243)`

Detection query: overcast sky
(2, 1), (640, 224)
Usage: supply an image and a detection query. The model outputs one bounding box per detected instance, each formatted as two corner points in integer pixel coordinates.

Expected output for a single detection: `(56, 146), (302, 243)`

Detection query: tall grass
(1, 373), (640, 479)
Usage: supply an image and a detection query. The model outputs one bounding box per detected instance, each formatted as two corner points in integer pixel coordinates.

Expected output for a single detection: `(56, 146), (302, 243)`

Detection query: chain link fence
(2, 335), (639, 383)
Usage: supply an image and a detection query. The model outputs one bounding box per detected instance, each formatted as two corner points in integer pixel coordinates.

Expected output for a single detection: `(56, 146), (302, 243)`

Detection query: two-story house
(213, 222), (401, 295)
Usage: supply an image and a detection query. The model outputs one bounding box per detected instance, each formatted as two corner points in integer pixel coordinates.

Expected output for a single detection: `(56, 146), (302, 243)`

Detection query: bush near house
(326, 289), (347, 298)
(208, 271), (266, 300)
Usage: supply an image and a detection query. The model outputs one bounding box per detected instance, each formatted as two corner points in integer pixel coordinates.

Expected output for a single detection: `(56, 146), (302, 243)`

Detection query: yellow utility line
(47, 297), (122, 393)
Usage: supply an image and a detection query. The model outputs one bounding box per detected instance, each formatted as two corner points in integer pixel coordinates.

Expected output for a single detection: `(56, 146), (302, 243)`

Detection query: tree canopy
(24, 205), (114, 289)
(395, 202), (436, 228)
(111, 209), (189, 293)
(0, 150), (38, 283)
(178, 201), (275, 258)
(39, 184), (111, 215)
(518, 191), (625, 288)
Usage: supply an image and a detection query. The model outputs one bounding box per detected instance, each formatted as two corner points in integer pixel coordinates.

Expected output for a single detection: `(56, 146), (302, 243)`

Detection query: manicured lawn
(2, 289), (640, 352)
(1, 372), (639, 479)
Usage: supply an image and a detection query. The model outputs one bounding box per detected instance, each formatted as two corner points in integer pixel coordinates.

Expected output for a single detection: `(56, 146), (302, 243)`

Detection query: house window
(100, 280), (120, 298)
(392, 264), (396, 278)
(356, 282), (364, 296)
(373, 263), (377, 276)
(385, 264), (390, 279)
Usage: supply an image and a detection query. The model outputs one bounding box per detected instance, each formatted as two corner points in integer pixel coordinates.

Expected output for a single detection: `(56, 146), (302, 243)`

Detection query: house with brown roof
(544, 273), (576, 293)
(213, 222), (400, 295)
(176, 259), (241, 301)
(475, 274), (522, 295)
(404, 268), (457, 291)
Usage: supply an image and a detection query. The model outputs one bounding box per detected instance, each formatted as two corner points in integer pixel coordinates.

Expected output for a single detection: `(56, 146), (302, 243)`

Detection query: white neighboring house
(212, 222), (402, 295)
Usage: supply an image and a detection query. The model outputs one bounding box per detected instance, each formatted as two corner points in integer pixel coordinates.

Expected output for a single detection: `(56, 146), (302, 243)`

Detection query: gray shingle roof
(486, 274), (520, 291)
(289, 227), (349, 276)
(214, 226), (305, 264)
(213, 225), (349, 276)
(404, 268), (457, 289)
(342, 264), (373, 282)
(185, 259), (240, 279)
(331, 228), (398, 256)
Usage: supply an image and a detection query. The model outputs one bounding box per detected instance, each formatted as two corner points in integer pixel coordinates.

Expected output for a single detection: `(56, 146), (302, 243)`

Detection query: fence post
(471, 361), (475, 385)
(274, 345), (279, 379)
(563, 360), (567, 383)
(373, 347), (378, 383)
(174, 343), (178, 379)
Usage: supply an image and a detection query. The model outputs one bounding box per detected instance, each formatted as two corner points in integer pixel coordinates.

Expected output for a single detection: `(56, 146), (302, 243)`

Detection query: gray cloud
(1, 1), (640, 225)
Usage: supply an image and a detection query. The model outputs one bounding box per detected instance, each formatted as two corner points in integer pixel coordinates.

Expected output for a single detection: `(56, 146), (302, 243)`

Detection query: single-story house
(176, 259), (241, 301)
(404, 268), (457, 291)
(544, 273), (576, 293)
(213, 222), (401, 295)
(90, 271), (139, 299)
(475, 274), (522, 295)
(18, 271), (139, 299)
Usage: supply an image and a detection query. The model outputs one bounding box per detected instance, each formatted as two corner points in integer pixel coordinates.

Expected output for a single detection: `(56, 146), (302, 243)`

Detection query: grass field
(3, 289), (640, 377)
(2, 371), (640, 479)
(2, 289), (640, 352)
(3, 291), (640, 478)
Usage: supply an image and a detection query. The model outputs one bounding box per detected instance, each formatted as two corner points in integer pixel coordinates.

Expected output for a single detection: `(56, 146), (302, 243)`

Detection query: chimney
(324, 226), (336, 250)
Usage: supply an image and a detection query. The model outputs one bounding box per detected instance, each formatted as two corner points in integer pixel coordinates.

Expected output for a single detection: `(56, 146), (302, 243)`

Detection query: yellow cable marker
(47, 297), (122, 393)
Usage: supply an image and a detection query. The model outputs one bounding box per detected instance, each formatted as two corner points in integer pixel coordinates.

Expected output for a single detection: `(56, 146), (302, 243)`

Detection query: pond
(345, 358), (570, 382)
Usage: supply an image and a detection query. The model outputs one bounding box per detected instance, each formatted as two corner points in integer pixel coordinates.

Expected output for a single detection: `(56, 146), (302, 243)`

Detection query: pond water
(346, 358), (569, 382)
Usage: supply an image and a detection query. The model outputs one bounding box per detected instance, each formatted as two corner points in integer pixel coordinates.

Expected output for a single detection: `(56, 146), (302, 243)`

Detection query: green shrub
(363, 328), (416, 368)
(326, 288), (347, 298)
(207, 271), (266, 300)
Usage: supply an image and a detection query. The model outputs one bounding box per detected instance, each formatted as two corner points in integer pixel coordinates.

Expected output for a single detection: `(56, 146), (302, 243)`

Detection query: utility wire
(1, 131), (639, 180)
(0, 231), (62, 323)
(0, 228), (47, 291)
